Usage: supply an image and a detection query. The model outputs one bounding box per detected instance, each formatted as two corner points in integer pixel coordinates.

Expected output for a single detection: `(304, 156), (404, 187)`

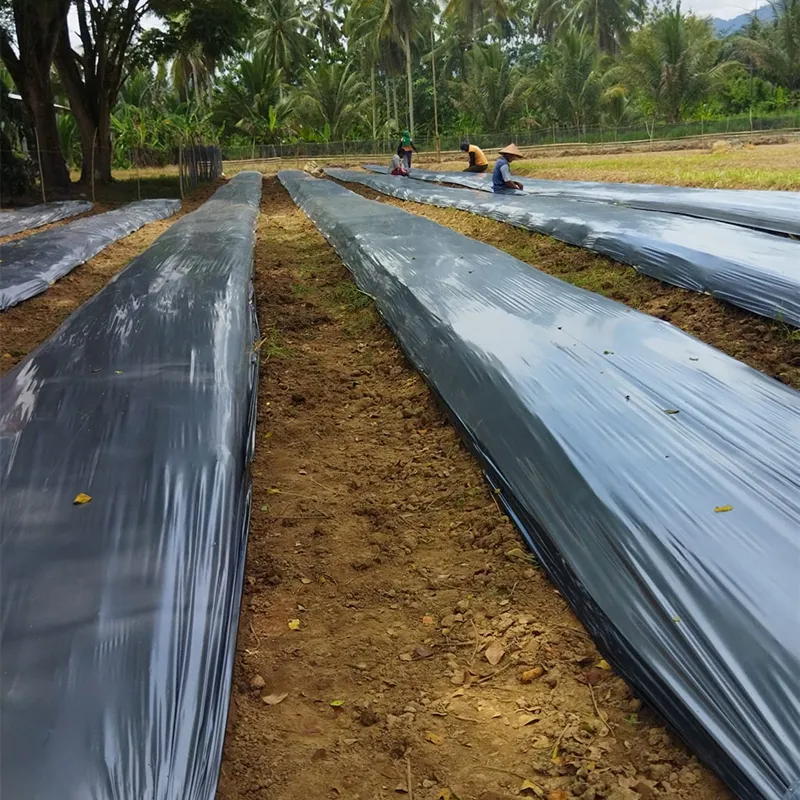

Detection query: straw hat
(498, 143), (523, 159)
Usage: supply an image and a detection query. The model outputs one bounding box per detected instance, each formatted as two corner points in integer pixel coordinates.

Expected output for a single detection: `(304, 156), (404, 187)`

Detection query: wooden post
(178, 143), (184, 199)
(34, 128), (47, 203)
(131, 149), (141, 200)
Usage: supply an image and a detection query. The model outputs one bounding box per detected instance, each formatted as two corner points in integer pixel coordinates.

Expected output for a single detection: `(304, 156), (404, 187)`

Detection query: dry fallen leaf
(548, 791), (569, 800)
(425, 731), (445, 745)
(517, 713), (541, 727)
(300, 577), (312, 584)
(519, 779), (544, 796)
(485, 641), (505, 666)
(262, 692), (288, 705)
(520, 666), (544, 683)
(288, 619), (301, 630)
(596, 659), (611, 671)
(422, 615), (435, 626)
(73, 493), (92, 505)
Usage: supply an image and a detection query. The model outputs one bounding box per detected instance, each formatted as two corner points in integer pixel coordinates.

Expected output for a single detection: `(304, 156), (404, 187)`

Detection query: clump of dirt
(217, 177), (732, 800)
(0, 180), (220, 375)
(340, 182), (799, 391)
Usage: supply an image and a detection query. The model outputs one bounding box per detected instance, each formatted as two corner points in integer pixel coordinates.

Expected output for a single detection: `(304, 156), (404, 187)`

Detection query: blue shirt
(492, 156), (513, 192)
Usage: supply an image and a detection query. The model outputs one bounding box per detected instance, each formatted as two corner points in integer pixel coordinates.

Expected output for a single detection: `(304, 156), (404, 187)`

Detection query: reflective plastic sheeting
(0, 198), (181, 310)
(364, 164), (800, 236)
(279, 170), (800, 800)
(331, 168), (800, 327)
(0, 172), (262, 800)
(0, 200), (92, 236)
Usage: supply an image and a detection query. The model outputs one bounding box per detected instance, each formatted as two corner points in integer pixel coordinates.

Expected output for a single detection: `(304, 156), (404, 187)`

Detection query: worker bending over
(390, 147), (409, 176)
(398, 130), (418, 170)
(460, 141), (488, 173)
(492, 144), (524, 193)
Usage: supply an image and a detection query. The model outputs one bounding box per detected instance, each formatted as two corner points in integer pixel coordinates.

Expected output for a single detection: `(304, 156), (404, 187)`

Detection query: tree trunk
(70, 97), (113, 185)
(1, 8), (71, 192)
(191, 58), (202, 108)
(403, 34), (414, 136)
(25, 76), (71, 192)
(392, 80), (399, 128)
(371, 66), (377, 141)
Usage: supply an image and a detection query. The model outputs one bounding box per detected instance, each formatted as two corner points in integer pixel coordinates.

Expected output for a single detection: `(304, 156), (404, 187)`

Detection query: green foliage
(253, 0), (311, 81)
(613, 6), (732, 123)
(735, 0), (800, 90)
(455, 43), (526, 131)
(213, 50), (295, 141)
(46, 0), (797, 162)
(536, 28), (604, 127)
(295, 61), (369, 139)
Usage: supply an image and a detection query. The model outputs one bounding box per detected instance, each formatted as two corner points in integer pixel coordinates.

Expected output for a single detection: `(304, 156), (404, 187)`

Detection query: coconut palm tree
(442, 0), (511, 41)
(532, 0), (646, 52)
(295, 61), (369, 139)
(455, 43), (525, 130)
(254, 0), (311, 82)
(345, 0), (387, 139)
(214, 51), (294, 142)
(350, 0), (430, 135)
(536, 27), (603, 129)
(304, 0), (345, 58)
(736, 0), (800, 90)
(172, 47), (213, 108)
(615, 4), (732, 123)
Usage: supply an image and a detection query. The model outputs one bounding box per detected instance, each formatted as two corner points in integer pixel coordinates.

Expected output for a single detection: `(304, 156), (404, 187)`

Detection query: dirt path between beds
(0, 181), (220, 376)
(217, 177), (731, 800)
(339, 182), (799, 392)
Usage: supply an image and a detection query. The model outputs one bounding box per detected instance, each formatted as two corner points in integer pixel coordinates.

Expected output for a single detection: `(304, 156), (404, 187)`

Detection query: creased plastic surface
(0, 172), (262, 800)
(280, 170), (800, 800)
(0, 200), (92, 236)
(364, 164), (800, 236)
(333, 168), (800, 326)
(0, 198), (180, 310)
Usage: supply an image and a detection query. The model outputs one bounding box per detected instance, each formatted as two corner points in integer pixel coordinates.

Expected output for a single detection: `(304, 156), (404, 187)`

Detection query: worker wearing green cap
(398, 130), (418, 170)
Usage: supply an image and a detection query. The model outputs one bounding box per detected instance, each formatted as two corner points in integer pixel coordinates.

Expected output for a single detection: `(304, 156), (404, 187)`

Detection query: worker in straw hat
(492, 144), (524, 193)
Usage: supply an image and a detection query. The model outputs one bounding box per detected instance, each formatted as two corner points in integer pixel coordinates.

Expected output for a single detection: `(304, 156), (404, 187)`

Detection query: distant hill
(711, 4), (776, 36)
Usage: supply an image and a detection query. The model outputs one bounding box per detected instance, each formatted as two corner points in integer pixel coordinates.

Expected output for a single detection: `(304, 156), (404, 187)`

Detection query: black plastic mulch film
(332, 168), (800, 327)
(0, 200), (92, 237)
(364, 163), (800, 236)
(278, 169), (800, 800)
(0, 172), (262, 800)
(0, 199), (181, 310)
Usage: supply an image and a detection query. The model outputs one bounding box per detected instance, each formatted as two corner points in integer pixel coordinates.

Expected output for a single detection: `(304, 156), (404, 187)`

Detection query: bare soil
(217, 178), (732, 800)
(0, 180), (220, 375)
(341, 182), (800, 391)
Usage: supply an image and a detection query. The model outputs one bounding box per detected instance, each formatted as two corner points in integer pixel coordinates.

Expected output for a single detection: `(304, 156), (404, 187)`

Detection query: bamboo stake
(34, 128), (46, 203)
(91, 128), (97, 204)
(178, 143), (184, 199)
(430, 29), (441, 162)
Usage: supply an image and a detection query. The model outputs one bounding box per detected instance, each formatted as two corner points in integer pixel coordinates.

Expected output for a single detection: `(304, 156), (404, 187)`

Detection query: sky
(681, 0), (764, 18)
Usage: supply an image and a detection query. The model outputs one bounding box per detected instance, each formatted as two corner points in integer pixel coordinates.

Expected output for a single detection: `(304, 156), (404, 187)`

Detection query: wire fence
(220, 111), (800, 161)
(1, 142), (223, 204)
